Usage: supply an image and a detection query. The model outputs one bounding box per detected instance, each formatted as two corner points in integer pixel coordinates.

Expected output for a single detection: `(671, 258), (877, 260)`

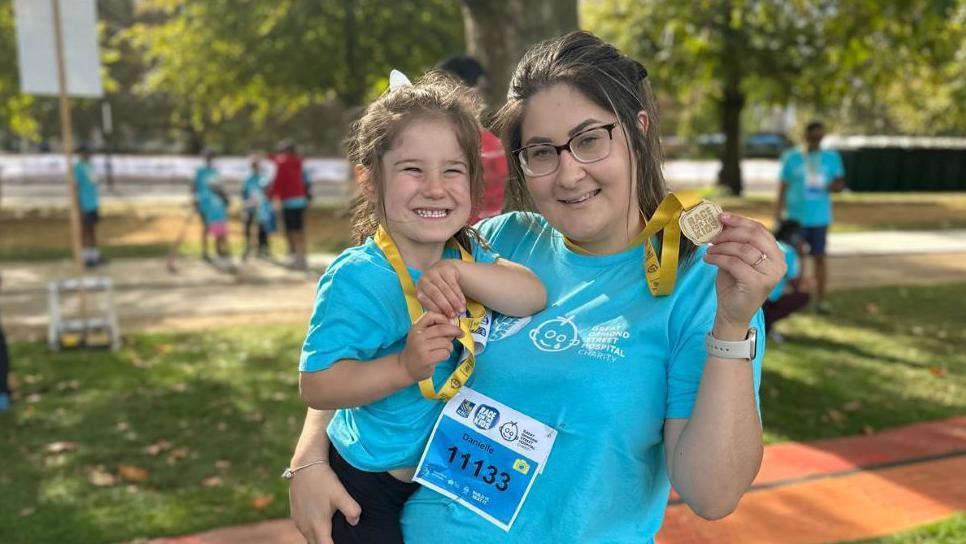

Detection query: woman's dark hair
(345, 71), (485, 249)
(494, 31), (697, 265)
(774, 219), (802, 245)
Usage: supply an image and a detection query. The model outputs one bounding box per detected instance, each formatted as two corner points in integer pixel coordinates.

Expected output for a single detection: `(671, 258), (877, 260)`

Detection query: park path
(2, 229), (965, 340)
(139, 416), (966, 544)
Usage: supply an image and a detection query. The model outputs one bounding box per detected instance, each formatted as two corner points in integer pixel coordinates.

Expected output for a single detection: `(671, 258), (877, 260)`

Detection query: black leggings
(329, 444), (419, 544)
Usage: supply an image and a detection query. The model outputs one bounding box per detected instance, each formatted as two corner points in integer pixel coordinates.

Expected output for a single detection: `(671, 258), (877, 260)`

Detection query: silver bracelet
(281, 458), (329, 480)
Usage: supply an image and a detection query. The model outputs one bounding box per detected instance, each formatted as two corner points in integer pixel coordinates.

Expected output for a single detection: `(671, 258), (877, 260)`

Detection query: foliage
(583, 0), (966, 137)
(120, 0), (465, 151)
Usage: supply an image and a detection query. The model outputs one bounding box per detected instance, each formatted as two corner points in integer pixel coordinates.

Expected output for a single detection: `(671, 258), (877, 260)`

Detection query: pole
(101, 100), (114, 190)
(51, 0), (84, 270)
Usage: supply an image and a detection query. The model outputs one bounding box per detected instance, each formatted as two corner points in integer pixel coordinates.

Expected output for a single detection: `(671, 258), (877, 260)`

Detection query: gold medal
(678, 200), (723, 245)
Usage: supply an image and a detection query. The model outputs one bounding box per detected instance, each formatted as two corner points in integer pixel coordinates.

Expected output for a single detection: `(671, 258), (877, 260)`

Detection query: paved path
(1, 231), (964, 340)
(140, 417), (966, 544)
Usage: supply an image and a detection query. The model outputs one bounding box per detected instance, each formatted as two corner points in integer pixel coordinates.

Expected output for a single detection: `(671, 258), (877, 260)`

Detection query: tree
(121, 0), (464, 153)
(584, 0), (965, 194)
(461, 0), (579, 110)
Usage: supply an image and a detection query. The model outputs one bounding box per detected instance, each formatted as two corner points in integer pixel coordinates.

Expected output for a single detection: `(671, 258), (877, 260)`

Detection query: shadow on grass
(0, 329), (305, 544)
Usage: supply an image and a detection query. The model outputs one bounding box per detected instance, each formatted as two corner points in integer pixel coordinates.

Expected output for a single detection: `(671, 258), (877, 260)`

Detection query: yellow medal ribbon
(564, 190), (704, 297)
(373, 226), (485, 401)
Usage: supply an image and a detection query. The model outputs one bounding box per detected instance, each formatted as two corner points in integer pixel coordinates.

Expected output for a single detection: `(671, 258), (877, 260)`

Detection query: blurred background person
(242, 156), (275, 260)
(438, 54), (508, 222)
(763, 219), (812, 343)
(193, 149), (220, 262)
(74, 144), (105, 268)
(268, 141), (309, 269)
(775, 120), (845, 314)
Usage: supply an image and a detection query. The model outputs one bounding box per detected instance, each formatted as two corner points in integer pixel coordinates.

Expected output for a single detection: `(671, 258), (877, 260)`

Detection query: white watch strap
(705, 328), (757, 359)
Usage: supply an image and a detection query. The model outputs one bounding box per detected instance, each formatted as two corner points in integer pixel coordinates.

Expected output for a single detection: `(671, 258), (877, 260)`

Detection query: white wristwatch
(705, 328), (757, 360)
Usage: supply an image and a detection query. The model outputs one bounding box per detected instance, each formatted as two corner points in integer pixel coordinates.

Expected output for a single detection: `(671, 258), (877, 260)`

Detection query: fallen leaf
(116, 422), (131, 432)
(202, 476), (223, 488)
(929, 365), (947, 378)
(87, 467), (117, 487)
(863, 425), (876, 436)
(45, 441), (78, 454)
(154, 344), (173, 354)
(171, 383), (188, 392)
(826, 409), (845, 423)
(144, 440), (172, 456)
(271, 391), (287, 401)
(912, 326), (925, 336)
(18, 507), (36, 517)
(25, 394), (42, 404)
(215, 460), (231, 470)
(865, 303), (879, 315)
(252, 495), (274, 511)
(216, 422), (228, 432)
(119, 464), (150, 483)
(169, 448), (189, 460)
(842, 400), (863, 412)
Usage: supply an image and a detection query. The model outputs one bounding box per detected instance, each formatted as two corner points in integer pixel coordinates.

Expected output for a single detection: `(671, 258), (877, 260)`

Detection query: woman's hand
(416, 260), (466, 318)
(704, 213), (785, 339)
(289, 462), (362, 544)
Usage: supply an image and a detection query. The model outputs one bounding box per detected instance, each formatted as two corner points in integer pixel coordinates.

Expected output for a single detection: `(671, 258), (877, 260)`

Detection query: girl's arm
(289, 409), (361, 544)
(299, 312), (463, 410)
(416, 259), (546, 318)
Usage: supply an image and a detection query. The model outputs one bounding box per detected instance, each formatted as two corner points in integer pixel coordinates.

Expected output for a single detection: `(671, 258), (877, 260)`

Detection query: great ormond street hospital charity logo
(529, 316), (581, 352)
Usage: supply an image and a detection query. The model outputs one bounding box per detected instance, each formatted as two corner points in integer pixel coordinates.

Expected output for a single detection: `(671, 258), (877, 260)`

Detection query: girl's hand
(399, 312), (463, 382)
(289, 462), (361, 544)
(704, 213), (786, 339)
(416, 261), (466, 319)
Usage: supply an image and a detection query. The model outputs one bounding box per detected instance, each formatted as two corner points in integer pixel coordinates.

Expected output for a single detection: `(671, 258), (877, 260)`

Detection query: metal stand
(47, 276), (120, 351)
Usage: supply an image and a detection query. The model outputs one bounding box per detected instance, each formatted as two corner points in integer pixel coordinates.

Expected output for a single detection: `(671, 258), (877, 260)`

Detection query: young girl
(296, 71), (546, 544)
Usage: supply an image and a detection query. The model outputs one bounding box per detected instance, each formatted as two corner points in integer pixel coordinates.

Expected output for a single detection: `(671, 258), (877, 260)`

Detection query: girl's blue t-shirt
(73, 160), (98, 212)
(299, 235), (499, 472)
(401, 212), (765, 543)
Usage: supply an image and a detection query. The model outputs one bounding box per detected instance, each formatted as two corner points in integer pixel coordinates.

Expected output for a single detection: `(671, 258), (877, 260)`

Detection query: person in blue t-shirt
(241, 156), (274, 259)
(295, 71), (546, 544)
(775, 121), (845, 314)
(73, 145), (104, 268)
(289, 33), (782, 544)
(762, 220), (812, 343)
(193, 149), (219, 261)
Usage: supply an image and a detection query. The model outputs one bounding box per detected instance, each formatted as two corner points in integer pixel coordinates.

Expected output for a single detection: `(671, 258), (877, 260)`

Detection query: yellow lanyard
(564, 190), (703, 296)
(373, 226), (485, 401)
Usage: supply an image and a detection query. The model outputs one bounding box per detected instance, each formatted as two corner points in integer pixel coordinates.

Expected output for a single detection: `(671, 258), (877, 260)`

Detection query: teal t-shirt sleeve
(829, 150), (845, 178)
(665, 256), (765, 419)
(299, 263), (397, 372)
(778, 150), (795, 184)
(467, 234), (500, 264)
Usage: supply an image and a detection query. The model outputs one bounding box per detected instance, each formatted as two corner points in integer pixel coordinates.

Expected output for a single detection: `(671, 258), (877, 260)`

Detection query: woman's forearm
(291, 408), (333, 466)
(669, 351), (763, 519)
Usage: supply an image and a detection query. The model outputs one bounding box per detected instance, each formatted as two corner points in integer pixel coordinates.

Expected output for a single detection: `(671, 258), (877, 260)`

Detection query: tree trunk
(718, 85), (745, 195)
(717, 0), (745, 195)
(460, 0), (578, 111)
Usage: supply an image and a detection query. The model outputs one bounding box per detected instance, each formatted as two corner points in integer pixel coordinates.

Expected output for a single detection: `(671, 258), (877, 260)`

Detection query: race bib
(414, 387), (557, 531)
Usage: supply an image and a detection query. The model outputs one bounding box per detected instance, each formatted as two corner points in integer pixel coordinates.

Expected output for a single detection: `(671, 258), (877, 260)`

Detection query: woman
(288, 31), (783, 543)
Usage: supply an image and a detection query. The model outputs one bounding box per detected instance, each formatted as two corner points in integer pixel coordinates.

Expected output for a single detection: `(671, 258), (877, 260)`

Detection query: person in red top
(267, 140), (309, 269)
(438, 55), (508, 222)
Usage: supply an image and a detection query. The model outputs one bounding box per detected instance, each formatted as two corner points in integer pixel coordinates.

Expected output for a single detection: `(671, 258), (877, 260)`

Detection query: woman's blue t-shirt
(401, 212), (765, 543)
(299, 235), (498, 472)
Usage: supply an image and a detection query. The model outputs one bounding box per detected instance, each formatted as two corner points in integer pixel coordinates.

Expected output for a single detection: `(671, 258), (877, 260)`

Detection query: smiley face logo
(499, 422), (519, 442)
(529, 316), (581, 352)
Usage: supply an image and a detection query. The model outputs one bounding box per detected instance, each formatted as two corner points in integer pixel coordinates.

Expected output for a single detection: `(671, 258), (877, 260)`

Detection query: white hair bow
(389, 69), (413, 91)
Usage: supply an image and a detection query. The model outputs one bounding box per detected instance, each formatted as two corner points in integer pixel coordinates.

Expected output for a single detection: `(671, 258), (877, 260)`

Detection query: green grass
(1, 283), (963, 543)
(761, 283), (965, 444)
(842, 513), (966, 543)
(0, 326), (307, 544)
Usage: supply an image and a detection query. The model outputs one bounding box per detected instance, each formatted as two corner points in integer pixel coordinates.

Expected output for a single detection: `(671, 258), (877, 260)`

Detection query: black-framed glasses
(514, 123), (618, 177)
